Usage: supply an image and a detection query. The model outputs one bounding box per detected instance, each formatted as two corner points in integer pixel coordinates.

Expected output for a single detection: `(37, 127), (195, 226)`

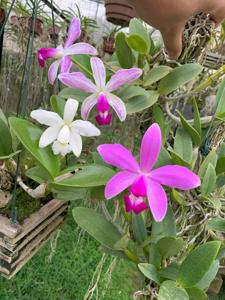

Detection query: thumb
(161, 26), (184, 59)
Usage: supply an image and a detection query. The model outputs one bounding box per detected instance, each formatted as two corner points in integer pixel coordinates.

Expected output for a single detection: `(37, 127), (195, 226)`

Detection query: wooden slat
(0, 215), (21, 238)
(0, 204), (68, 262)
(1, 216), (64, 278)
(4, 199), (65, 242)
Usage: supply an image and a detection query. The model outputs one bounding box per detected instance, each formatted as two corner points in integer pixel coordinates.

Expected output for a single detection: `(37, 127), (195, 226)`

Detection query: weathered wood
(0, 199), (68, 279)
(4, 200), (65, 242)
(0, 204), (68, 262)
(0, 215), (21, 238)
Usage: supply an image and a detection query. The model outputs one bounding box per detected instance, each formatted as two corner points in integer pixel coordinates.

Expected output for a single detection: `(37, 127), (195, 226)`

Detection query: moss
(0, 190), (41, 223)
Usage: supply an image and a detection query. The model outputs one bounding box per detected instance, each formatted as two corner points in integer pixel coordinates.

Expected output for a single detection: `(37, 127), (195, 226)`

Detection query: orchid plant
(2, 14), (225, 299)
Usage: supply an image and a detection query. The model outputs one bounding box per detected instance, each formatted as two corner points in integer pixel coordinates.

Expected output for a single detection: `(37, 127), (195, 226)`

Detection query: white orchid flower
(31, 99), (100, 157)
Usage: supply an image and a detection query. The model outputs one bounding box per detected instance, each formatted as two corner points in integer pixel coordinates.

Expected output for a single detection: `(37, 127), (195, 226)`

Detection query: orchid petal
(81, 94), (98, 120)
(70, 128), (82, 157)
(71, 120), (100, 136)
(97, 144), (140, 173)
(48, 59), (61, 85)
(38, 48), (61, 65)
(39, 126), (60, 148)
(147, 180), (168, 222)
(31, 109), (63, 127)
(133, 197), (149, 214)
(124, 194), (149, 214)
(58, 72), (97, 93)
(130, 175), (148, 197)
(58, 125), (70, 144)
(52, 141), (72, 156)
(124, 195), (134, 213)
(64, 17), (81, 48)
(105, 171), (137, 199)
(90, 57), (106, 89)
(97, 93), (109, 113)
(150, 165), (201, 190)
(60, 56), (73, 73)
(63, 99), (79, 123)
(107, 93), (127, 122)
(64, 43), (98, 56)
(106, 68), (142, 92)
(140, 123), (162, 172)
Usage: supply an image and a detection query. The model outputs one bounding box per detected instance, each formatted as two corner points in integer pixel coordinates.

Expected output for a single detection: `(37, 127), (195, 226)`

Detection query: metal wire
(11, 0), (39, 224)
(0, 0), (16, 38)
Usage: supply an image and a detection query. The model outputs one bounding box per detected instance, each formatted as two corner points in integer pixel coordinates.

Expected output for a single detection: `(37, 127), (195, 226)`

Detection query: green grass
(0, 210), (137, 300)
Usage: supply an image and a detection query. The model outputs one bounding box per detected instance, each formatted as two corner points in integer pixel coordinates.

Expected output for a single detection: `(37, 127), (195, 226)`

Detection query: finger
(161, 26), (184, 59)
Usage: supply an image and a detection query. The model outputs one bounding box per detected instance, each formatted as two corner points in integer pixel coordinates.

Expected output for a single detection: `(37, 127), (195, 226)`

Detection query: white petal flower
(52, 141), (72, 156)
(31, 98), (101, 157)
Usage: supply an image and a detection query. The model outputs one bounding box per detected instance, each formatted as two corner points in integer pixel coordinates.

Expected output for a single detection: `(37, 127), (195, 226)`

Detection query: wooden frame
(0, 199), (68, 279)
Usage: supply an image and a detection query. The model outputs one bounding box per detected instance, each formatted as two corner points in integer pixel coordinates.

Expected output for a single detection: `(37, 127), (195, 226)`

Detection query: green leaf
(126, 34), (148, 54)
(71, 54), (93, 77)
(177, 241), (221, 288)
(129, 18), (150, 53)
(53, 164), (115, 188)
(174, 128), (193, 163)
(157, 237), (185, 259)
(138, 263), (160, 284)
(143, 66), (171, 87)
(126, 91), (159, 114)
(149, 243), (162, 269)
(186, 287), (207, 300)
(58, 88), (89, 101)
(72, 207), (122, 249)
(206, 217), (225, 233)
(154, 147), (172, 169)
(26, 166), (50, 184)
(200, 163), (216, 195)
(56, 189), (87, 201)
(9, 117), (60, 178)
(198, 149), (218, 178)
(178, 112), (201, 146)
(115, 32), (135, 68)
(196, 260), (219, 290)
(193, 99), (202, 136)
(159, 264), (179, 281)
(158, 64), (203, 95)
(0, 111), (13, 157)
(216, 76), (225, 116)
(158, 280), (189, 300)
(168, 147), (191, 168)
(216, 157), (225, 174)
(50, 95), (66, 118)
(117, 86), (147, 101)
(171, 189), (186, 206)
(151, 206), (176, 242)
(131, 213), (147, 245)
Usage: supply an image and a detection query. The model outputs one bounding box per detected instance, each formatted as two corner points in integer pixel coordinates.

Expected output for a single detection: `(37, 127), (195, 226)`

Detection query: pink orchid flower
(97, 123), (201, 222)
(58, 57), (142, 125)
(37, 18), (97, 84)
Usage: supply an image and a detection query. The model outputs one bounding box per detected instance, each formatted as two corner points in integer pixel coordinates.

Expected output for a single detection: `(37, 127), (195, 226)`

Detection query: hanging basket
(10, 16), (43, 36)
(47, 25), (60, 40)
(0, 7), (5, 25)
(103, 36), (115, 54)
(104, 0), (136, 27)
(0, 199), (68, 279)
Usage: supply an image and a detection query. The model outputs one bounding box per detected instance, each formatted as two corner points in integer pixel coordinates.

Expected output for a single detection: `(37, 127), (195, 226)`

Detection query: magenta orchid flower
(97, 123), (201, 222)
(37, 18), (97, 84)
(58, 57), (142, 126)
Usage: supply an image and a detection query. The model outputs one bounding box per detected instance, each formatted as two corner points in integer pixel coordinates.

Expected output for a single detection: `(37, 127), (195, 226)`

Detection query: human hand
(129, 0), (225, 58)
